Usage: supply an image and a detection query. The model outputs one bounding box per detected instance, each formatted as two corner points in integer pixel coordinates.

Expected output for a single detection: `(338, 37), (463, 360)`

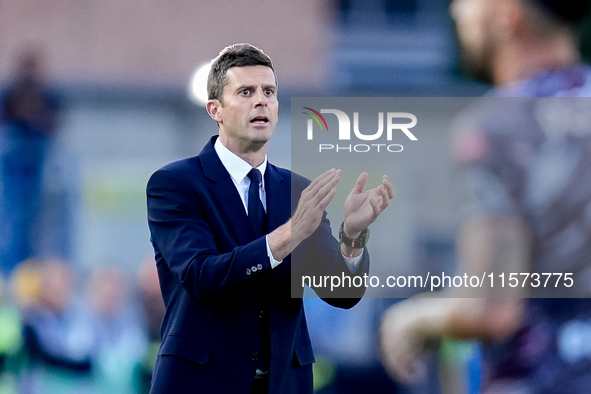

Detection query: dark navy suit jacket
(146, 136), (369, 393)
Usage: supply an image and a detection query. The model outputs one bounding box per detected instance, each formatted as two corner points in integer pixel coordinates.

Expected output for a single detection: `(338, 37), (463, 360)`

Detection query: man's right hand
(268, 169), (341, 261)
(291, 168), (341, 245)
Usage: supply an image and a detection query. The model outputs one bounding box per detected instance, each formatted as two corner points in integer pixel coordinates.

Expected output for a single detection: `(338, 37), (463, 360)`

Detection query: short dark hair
(207, 43), (276, 102)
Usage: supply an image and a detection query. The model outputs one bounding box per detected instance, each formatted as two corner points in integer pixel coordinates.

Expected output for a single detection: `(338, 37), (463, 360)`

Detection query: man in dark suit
(147, 43), (394, 394)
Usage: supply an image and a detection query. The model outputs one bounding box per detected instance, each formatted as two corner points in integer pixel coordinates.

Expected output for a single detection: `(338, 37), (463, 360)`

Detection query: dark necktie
(247, 168), (266, 237)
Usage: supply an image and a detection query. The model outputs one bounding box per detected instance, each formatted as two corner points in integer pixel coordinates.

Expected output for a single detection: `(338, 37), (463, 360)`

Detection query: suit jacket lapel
(265, 163), (292, 284)
(199, 136), (292, 249)
(264, 163), (290, 234)
(199, 136), (256, 245)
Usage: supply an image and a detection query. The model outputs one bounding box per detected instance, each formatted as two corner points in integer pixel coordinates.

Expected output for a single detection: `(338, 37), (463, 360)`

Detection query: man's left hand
(343, 173), (394, 238)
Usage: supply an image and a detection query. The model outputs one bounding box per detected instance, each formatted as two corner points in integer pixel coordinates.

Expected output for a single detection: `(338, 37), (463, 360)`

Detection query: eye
(239, 89), (251, 96)
(265, 88), (275, 96)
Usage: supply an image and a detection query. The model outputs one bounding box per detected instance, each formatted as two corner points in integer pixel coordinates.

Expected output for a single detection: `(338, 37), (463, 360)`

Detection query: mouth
(250, 115), (269, 124)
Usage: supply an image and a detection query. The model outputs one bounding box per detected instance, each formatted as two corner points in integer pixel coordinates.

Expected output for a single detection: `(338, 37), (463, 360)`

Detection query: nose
(254, 88), (268, 107)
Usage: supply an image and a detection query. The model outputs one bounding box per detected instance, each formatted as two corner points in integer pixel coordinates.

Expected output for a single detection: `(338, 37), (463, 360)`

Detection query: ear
(206, 99), (223, 124)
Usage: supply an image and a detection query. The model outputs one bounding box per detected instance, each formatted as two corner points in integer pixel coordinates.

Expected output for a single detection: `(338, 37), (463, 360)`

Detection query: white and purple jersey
(454, 64), (591, 393)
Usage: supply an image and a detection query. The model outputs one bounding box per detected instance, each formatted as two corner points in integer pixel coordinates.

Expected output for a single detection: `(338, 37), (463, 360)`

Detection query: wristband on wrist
(339, 221), (370, 250)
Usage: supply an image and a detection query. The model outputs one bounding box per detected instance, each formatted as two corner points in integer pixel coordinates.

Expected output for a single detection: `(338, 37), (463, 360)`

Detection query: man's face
(215, 65), (278, 153)
(450, 0), (497, 84)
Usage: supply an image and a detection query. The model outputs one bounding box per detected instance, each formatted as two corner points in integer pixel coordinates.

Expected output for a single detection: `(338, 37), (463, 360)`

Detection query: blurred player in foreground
(380, 0), (591, 393)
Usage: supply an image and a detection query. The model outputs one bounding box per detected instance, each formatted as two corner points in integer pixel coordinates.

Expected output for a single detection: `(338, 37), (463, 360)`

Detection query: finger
(379, 339), (400, 380)
(385, 344), (419, 385)
(317, 187), (337, 211)
(352, 172), (369, 194)
(382, 176), (395, 199)
(385, 345), (416, 385)
(410, 359), (427, 384)
(315, 168), (337, 183)
(391, 355), (411, 384)
(319, 171), (341, 195)
(378, 185), (390, 210)
(305, 169), (340, 198)
(306, 168), (337, 192)
(369, 196), (381, 217)
(399, 360), (418, 385)
(383, 355), (401, 383)
(400, 358), (426, 385)
(311, 172), (341, 207)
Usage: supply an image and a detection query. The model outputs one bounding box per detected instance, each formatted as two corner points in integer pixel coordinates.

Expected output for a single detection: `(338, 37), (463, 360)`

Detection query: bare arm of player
(379, 215), (531, 384)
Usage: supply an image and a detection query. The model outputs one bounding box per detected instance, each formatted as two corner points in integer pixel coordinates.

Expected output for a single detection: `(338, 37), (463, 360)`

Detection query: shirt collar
(214, 137), (267, 185)
(488, 64), (591, 97)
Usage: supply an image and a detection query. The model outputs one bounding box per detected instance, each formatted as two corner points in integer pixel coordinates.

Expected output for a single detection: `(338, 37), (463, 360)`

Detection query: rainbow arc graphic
(302, 107), (329, 131)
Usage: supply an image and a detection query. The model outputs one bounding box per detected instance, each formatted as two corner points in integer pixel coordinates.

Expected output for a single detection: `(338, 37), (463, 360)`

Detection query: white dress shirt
(214, 138), (362, 272)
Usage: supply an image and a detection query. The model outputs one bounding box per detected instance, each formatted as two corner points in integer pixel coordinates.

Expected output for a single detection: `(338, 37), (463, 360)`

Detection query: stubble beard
(240, 127), (274, 154)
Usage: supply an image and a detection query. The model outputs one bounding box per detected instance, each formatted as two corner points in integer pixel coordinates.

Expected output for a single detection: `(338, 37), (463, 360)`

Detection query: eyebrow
(234, 84), (277, 93)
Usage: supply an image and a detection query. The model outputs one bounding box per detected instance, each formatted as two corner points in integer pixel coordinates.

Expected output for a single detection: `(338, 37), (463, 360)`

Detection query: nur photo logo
(302, 107), (418, 153)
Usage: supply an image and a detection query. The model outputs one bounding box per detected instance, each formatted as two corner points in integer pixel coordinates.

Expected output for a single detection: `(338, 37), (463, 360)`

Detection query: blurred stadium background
(1, 1), (590, 393)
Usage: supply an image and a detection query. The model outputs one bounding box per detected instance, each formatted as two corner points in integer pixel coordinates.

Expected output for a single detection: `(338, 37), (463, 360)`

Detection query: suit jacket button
(257, 264), (263, 270)
(251, 352), (260, 361)
(246, 268), (252, 275)
(251, 265), (258, 273)
(259, 310), (265, 319)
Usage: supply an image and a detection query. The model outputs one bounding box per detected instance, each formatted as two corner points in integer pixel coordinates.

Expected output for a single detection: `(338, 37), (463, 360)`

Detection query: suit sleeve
(311, 211), (369, 306)
(147, 168), (269, 301)
(290, 174), (369, 308)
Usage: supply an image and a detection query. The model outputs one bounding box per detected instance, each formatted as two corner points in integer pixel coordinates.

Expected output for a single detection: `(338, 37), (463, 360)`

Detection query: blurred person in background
(380, 0), (591, 393)
(0, 273), (24, 394)
(10, 259), (42, 310)
(20, 259), (93, 394)
(135, 257), (165, 394)
(0, 50), (60, 277)
(86, 265), (148, 394)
